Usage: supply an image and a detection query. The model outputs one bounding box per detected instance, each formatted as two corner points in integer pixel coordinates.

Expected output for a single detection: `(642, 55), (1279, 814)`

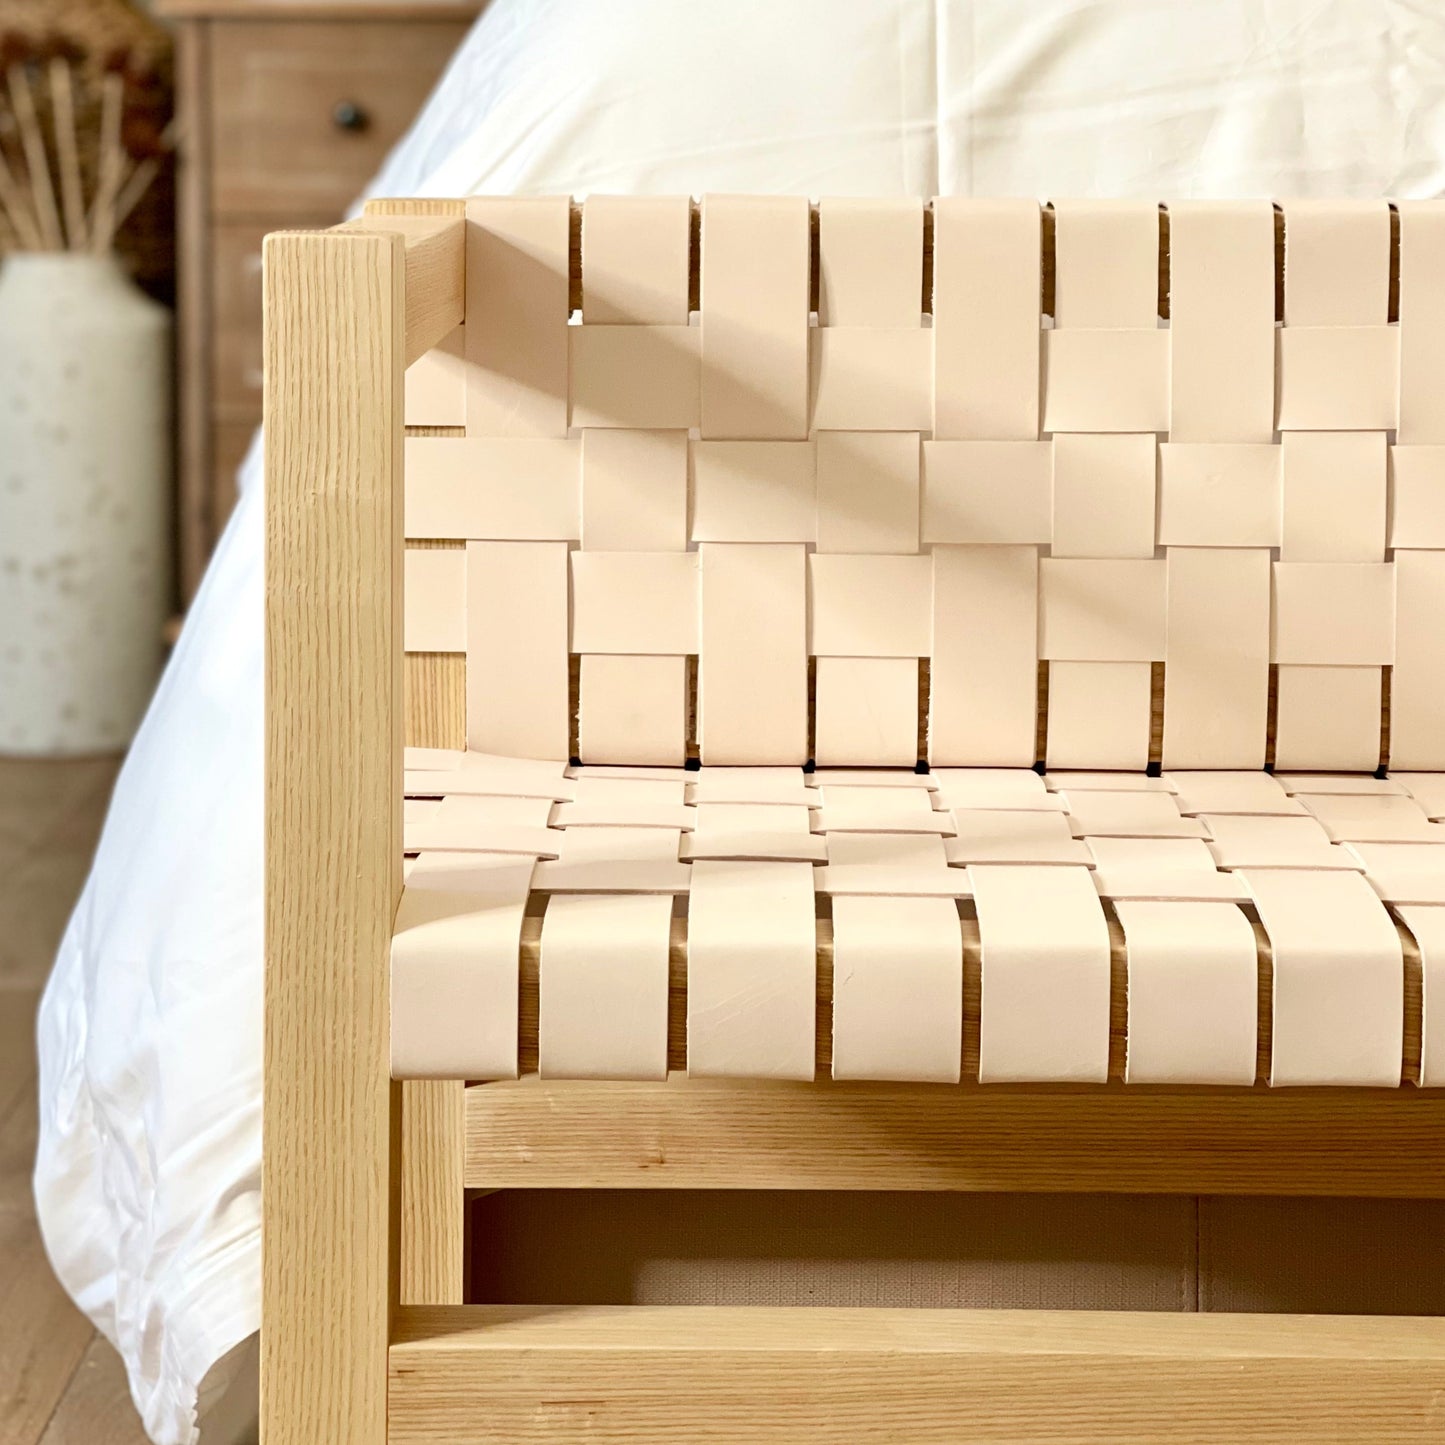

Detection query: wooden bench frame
(262, 202), (1445, 1444)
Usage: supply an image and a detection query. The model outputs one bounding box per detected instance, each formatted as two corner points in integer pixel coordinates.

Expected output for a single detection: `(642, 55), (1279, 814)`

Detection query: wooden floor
(0, 757), (150, 1445)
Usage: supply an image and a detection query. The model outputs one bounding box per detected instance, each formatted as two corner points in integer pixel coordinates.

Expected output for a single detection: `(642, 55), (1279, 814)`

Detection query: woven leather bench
(263, 196), (1445, 1443)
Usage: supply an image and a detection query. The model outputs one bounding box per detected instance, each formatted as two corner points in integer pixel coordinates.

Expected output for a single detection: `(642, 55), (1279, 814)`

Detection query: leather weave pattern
(390, 197), (1445, 1088)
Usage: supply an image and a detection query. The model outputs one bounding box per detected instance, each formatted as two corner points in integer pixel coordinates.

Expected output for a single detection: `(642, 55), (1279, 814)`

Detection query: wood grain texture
(365, 200), (468, 221)
(263, 226), (404, 1445)
(344, 215), (464, 365)
(364, 205), (468, 390)
(400, 1081), (464, 1306)
(464, 1074), (1445, 1197)
(389, 1304), (1445, 1443)
(404, 652), (466, 750)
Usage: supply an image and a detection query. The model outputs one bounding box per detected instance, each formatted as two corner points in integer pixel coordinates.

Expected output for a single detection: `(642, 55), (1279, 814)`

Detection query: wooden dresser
(156, 0), (482, 599)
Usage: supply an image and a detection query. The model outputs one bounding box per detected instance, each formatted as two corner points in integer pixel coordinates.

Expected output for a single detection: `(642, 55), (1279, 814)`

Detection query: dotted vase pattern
(0, 255), (171, 755)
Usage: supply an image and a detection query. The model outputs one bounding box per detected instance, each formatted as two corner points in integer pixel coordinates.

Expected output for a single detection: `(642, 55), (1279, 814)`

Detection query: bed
(33, 1), (1445, 1440)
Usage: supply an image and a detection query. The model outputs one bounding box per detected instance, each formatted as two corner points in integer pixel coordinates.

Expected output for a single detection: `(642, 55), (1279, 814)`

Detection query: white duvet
(34, 1), (1445, 1439)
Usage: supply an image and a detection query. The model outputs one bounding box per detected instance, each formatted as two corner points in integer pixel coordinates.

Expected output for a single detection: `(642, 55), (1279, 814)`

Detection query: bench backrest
(399, 196), (1445, 773)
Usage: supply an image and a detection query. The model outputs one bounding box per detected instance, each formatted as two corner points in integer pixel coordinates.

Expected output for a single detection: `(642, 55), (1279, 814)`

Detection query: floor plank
(0, 1221), (95, 1445)
(0, 989), (40, 1133)
(0, 758), (142, 1445)
(37, 1336), (150, 1445)
(0, 758), (120, 991)
(0, 1068), (41, 1220)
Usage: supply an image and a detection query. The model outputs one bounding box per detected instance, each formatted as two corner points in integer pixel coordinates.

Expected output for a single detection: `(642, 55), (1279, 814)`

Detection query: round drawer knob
(332, 100), (371, 134)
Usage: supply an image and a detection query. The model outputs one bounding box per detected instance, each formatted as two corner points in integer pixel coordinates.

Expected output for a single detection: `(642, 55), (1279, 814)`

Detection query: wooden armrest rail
(339, 214), (465, 365)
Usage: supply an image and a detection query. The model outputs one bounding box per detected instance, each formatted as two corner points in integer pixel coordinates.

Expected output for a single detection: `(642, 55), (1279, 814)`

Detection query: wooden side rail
(465, 1075), (1445, 1197)
(389, 1304), (1445, 1444)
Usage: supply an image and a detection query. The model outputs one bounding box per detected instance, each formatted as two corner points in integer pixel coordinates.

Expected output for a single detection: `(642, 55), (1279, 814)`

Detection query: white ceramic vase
(0, 254), (171, 755)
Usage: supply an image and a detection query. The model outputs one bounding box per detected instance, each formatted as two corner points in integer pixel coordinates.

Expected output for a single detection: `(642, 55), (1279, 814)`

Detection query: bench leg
(262, 225), (406, 1444)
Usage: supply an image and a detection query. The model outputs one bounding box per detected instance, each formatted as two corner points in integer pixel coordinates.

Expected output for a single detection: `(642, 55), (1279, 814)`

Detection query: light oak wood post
(401, 1081), (466, 1304)
(263, 226), (405, 1445)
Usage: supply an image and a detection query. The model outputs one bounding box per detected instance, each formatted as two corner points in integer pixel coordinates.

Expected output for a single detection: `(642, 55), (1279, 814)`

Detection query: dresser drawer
(211, 221), (268, 417)
(209, 19), (470, 217)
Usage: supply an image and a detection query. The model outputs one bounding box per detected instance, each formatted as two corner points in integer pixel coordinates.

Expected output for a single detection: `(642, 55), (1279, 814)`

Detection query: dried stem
(94, 118), (176, 254)
(6, 63), (64, 251)
(87, 70), (124, 256)
(0, 141), (44, 249)
(103, 156), (156, 249)
(49, 59), (86, 250)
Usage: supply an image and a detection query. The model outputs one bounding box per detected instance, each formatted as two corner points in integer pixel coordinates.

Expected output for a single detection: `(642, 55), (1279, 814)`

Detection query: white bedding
(34, 1), (1445, 1439)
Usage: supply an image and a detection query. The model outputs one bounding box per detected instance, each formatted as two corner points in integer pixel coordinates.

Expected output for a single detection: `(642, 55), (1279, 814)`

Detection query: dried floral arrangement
(0, 0), (173, 263)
